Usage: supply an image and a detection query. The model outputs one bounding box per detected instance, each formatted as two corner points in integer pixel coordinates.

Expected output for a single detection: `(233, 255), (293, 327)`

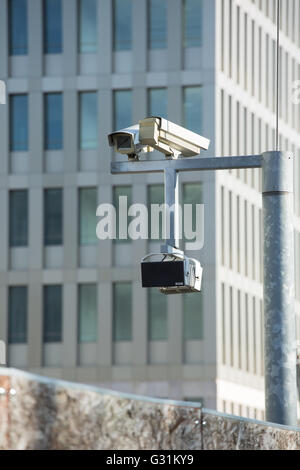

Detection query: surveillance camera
(139, 117), (210, 159)
(108, 125), (152, 160)
(141, 252), (203, 295)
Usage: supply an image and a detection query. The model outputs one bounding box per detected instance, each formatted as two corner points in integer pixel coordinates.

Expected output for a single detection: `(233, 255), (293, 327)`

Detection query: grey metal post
(262, 151), (298, 426)
(163, 168), (179, 249)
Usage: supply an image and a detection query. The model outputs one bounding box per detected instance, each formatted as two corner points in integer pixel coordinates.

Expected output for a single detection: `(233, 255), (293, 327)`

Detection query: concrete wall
(0, 368), (299, 450)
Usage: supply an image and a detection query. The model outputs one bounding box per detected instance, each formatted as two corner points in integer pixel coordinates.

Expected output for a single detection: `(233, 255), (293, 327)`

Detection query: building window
(148, 288), (167, 340)
(183, 86), (202, 134)
(9, 0), (28, 55)
(10, 95), (28, 151)
(79, 188), (98, 245)
(45, 93), (63, 150)
(79, 92), (98, 149)
(8, 286), (27, 344)
(114, 90), (132, 131)
(113, 186), (132, 243)
(183, 291), (203, 340)
(44, 0), (62, 54)
(78, 284), (97, 343)
(183, 182), (203, 247)
(79, 0), (97, 53)
(43, 285), (62, 342)
(148, 88), (167, 119)
(148, 184), (164, 241)
(148, 0), (167, 49)
(113, 283), (132, 341)
(9, 190), (28, 247)
(183, 0), (203, 48)
(44, 189), (63, 245)
(113, 0), (132, 51)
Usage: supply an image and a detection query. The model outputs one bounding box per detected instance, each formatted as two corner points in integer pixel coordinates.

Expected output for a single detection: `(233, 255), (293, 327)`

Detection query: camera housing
(139, 116), (210, 158)
(108, 125), (152, 160)
(141, 252), (203, 295)
(108, 117), (210, 160)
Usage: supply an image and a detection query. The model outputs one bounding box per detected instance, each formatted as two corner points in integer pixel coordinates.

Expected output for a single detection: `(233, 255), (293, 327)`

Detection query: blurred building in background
(0, 0), (300, 419)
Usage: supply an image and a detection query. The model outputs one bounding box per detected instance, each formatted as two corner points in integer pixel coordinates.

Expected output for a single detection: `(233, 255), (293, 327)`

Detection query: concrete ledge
(0, 368), (299, 450)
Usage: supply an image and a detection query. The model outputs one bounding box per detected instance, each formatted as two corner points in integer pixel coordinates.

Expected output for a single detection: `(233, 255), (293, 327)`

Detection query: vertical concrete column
(231, 2), (237, 83)
(0, 285), (8, 359)
(167, 0), (182, 71)
(0, 89), (9, 175)
(0, 190), (9, 272)
(29, 92), (43, 174)
(64, 90), (78, 173)
(203, 179), (217, 369)
(0, 1), (8, 78)
(28, 0), (43, 77)
(98, 0), (113, 74)
(167, 86), (182, 127)
(97, 184), (113, 369)
(97, 282), (113, 368)
(132, 183), (147, 366)
(222, 0), (229, 77)
(98, 89), (113, 174)
(240, 290), (247, 371)
(28, 282), (43, 368)
(133, 88), (147, 129)
(63, 0), (77, 76)
(29, 187), (43, 270)
(62, 283), (77, 368)
(63, 186), (77, 270)
(239, 7), (245, 90)
(132, 0), (147, 74)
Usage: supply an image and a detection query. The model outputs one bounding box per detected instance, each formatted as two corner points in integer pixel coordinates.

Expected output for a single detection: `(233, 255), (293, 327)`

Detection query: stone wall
(0, 368), (299, 450)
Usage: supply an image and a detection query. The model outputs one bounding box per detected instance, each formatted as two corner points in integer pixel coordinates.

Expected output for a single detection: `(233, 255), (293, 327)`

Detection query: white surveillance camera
(108, 125), (152, 160)
(141, 252), (203, 295)
(139, 117), (210, 159)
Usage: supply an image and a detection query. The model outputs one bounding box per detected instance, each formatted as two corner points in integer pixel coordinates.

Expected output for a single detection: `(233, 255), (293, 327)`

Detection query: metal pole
(163, 168), (179, 249)
(262, 151), (298, 426)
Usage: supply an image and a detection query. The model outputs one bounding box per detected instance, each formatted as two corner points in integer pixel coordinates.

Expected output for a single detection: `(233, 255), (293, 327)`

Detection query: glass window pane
(183, 182), (202, 247)
(8, 286), (27, 344)
(113, 283), (132, 341)
(183, 292), (203, 340)
(44, 189), (63, 245)
(184, 0), (202, 48)
(114, 90), (132, 130)
(80, 92), (98, 149)
(148, 184), (164, 241)
(78, 284), (97, 343)
(10, 95), (28, 151)
(9, 0), (28, 55)
(43, 285), (62, 342)
(45, 93), (63, 150)
(113, 186), (132, 243)
(148, 288), (167, 340)
(114, 0), (132, 51)
(9, 190), (28, 247)
(44, 0), (62, 53)
(183, 86), (202, 134)
(79, 0), (97, 53)
(79, 188), (98, 245)
(149, 89), (167, 119)
(148, 0), (167, 49)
